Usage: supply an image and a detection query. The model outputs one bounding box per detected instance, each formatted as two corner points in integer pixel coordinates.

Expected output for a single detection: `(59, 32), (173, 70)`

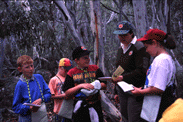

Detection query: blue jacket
(12, 74), (51, 116)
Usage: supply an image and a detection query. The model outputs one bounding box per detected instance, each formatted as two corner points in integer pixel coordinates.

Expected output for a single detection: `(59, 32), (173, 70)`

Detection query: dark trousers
(72, 100), (103, 122)
(116, 85), (146, 122)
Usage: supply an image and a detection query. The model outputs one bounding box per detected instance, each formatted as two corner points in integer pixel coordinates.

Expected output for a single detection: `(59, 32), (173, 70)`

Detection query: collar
(121, 36), (137, 54)
(20, 74), (34, 82)
(76, 65), (88, 71)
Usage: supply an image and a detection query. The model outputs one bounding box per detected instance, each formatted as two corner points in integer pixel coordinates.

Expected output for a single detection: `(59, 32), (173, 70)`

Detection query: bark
(132, 0), (147, 38)
(93, 0), (105, 74)
(150, 0), (156, 28)
(0, 38), (4, 78)
(118, 0), (123, 21)
(157, 0), (166, 31)
(53, 0), (84, 47)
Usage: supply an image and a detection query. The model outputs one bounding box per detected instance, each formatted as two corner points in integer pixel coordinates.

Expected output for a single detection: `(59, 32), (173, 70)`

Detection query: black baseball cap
(113, 21), (135, 35)
(72, 46), (91, 60)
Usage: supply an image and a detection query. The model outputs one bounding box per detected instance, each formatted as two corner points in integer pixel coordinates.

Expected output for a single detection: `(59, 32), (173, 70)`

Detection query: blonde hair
(17, 55), (33, 67)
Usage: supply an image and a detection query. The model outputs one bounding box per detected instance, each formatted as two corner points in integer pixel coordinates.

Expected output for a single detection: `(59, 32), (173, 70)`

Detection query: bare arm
(101, 82), (107, 90)
(65, 83), (94, 99)
(131, 86), (164, 96)
(51, 93), (66, 99)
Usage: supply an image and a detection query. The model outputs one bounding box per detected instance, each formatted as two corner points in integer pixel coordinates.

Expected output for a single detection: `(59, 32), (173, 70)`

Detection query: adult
(113, 21), (150, 122)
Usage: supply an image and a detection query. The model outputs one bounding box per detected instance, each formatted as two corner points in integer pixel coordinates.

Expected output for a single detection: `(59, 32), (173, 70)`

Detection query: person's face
(75, 55), (90, 69)
(18, 63), (34, 79)
(118, 33), (133, 44)
(59, 66), (68, 77)
(144, 42), (158, 57)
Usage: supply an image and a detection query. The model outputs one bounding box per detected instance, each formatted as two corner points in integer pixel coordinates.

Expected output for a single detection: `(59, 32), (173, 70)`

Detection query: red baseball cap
(137, 29), (166, 42)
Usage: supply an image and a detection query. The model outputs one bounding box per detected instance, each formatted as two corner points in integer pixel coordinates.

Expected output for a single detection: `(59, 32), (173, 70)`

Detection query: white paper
(140, 95), (161, 122)
(117, 81), (134, 92)
(23, 103), (41, 107)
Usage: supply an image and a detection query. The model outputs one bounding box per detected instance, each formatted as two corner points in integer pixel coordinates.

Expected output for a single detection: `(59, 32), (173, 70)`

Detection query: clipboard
(98, 77), (112, 80)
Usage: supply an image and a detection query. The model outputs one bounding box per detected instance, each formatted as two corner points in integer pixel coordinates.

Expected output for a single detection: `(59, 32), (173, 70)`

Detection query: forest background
(0, 0), (182, 121)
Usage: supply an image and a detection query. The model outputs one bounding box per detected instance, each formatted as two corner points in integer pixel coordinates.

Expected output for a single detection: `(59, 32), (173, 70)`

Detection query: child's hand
(30, 106), (40, 112)
(32, 98), (42, 105)
(131, 87), (142, 96)
(80, 83), (94, 90)
(30, 98), (42, 112)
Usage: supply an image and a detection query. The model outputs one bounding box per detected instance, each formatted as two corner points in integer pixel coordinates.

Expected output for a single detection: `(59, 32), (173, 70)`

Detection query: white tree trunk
(53, 0), (84, 46)
(132, 0), (147, 38)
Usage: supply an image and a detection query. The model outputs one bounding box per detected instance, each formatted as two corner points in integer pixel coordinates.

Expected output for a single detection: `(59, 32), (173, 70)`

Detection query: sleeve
(122, 47), (150, 87)
(39, 75), (51, 103)
(62, 74), (75, 92)
(148, 60), (169, 91)
(12, 82), (31, 116)
(48, 78), (56, 95)
(96, 68), (107, 85)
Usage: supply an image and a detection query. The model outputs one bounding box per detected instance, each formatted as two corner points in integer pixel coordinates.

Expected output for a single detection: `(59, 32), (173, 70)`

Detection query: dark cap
(72, 46), (91, 60)
(113, 21), (135, 35)
(137, 29), (166, 42)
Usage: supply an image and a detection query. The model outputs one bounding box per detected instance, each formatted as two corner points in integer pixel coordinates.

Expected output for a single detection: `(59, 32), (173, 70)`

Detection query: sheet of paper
(112, 65), (124, 81)
(117, 81), (134, 92)
(23, 103), (41, 107)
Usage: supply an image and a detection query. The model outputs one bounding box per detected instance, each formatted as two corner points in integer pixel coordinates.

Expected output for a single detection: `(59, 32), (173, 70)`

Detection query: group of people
(12, 21), (178, 122)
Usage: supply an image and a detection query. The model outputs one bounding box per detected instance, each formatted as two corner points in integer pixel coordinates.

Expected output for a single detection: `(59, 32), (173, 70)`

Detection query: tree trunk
(93, 0), (105, 74)
(0, 38), (4, 78)
(53, 0), (84, 47)
(132, 0), (147, 38)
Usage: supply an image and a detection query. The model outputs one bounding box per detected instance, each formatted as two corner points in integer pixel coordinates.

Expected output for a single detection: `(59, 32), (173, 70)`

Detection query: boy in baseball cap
(49, 58), (73, 122)
(62, 46), (107, 122)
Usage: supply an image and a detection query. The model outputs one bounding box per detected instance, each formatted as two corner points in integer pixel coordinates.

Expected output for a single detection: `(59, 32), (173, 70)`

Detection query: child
(12, 55), (51, 122)
(62, 46), (107, 122)
(49, 58), (73, 122)
(132, 29), (176, 122)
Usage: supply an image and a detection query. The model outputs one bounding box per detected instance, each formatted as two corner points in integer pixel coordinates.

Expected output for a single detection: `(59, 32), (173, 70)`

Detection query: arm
(96, 68), (107, 90)
(63, 75), (94, 99)
(65, 83), (94, 99)
(38, 74), (51, 103)
(115, 47), (150, 87)
(123, 47), (150, 86)
(131, 86), (164, 96)
(48, 77), (65, 99)
(12, 82), (31, 115)
(51, 93), (66, 99)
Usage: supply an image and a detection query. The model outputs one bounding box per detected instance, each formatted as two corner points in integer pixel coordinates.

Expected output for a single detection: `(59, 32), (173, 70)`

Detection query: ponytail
(163, 34), (176, 49)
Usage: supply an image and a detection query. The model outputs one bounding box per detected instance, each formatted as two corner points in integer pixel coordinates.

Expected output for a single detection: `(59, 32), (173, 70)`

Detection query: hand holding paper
(117, 81), (134, 92)
(112, 65), (124, 81)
